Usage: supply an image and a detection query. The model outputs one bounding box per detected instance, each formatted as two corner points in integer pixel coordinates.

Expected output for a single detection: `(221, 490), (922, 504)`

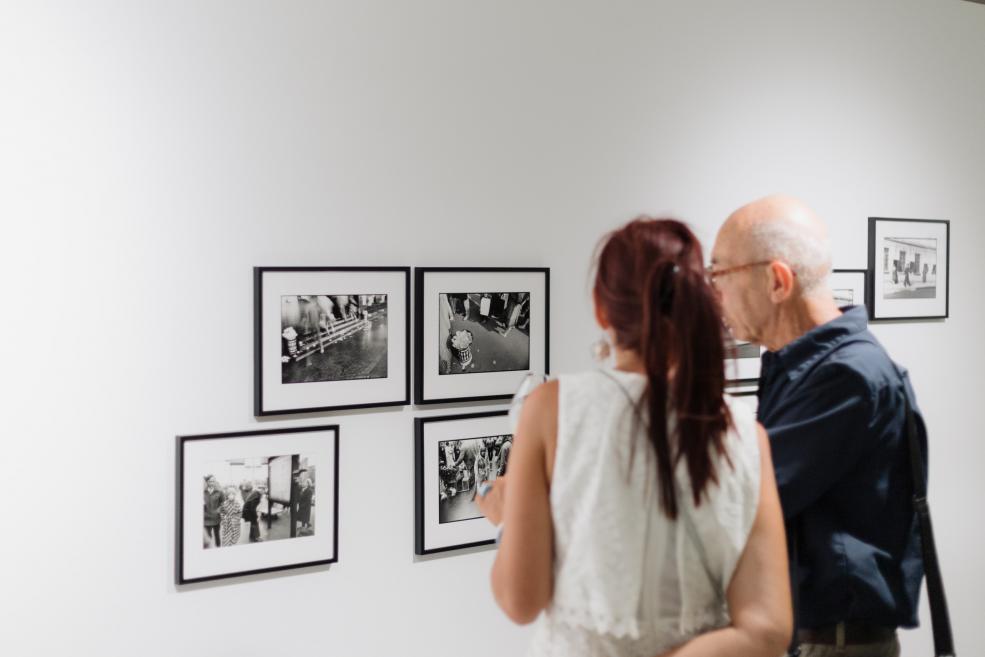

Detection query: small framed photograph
(868, 218), (949, 320)
(176, 425), (339, 584)
(415, 411), (512, 555)
(254, 267), (410, 415)
(830, 269), (869, 310)
(414, 268), (549, 404)
(725, 337), (763, 385)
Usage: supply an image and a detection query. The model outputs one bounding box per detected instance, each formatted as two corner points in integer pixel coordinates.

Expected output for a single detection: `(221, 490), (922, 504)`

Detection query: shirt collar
(764, 305), (869, 381)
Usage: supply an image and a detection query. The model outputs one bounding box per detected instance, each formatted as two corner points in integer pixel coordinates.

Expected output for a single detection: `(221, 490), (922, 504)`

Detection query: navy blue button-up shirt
(757, 306), (925, 630)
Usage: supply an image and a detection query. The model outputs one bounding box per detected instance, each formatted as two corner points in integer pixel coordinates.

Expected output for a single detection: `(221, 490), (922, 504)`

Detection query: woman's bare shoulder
(521, 380), (558, 426)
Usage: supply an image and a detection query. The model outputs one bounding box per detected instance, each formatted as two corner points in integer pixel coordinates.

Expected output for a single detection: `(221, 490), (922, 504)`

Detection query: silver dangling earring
(591, 335), (613, 363)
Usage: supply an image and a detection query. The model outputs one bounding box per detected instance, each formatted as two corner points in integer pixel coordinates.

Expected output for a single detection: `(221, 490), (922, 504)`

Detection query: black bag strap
(842, 343), (955, 655)
(902, 391), (955, 656)
(783, 350), (954, 656)
(786, 520), (801, 656)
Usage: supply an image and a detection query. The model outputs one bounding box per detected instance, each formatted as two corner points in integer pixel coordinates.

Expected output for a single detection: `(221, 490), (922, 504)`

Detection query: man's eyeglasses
(705, 260), (787, 285)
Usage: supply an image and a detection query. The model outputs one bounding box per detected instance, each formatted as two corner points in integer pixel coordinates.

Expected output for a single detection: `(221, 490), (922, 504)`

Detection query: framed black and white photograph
(176, 425), (339, 584)
(829, 269), (869, 310)
(868, 218), (949, 320)
(255, 267), (410, 415)
(415, 411), (512, 554)
(415, 268), (549, 404)
(725, 336), (763, 385)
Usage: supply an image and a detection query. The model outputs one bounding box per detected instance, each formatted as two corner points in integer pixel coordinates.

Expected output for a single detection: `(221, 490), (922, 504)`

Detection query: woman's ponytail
(594, 218), (732, 518)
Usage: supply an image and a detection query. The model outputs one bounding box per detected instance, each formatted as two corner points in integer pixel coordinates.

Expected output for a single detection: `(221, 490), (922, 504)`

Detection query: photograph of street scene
(437, 292), (530, 375)
(281, 294), (387, 383)
(202, 454), (316, 549)
(881, 237), (938, 300)
(437, 435), (512, 524)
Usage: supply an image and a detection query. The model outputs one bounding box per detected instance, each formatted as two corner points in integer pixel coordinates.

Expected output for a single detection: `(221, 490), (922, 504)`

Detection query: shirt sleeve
(766, 364), (876, 519)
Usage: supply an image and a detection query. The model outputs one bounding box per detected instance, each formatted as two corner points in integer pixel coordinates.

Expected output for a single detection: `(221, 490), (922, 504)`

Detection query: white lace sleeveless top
(526, 369), (761, 657)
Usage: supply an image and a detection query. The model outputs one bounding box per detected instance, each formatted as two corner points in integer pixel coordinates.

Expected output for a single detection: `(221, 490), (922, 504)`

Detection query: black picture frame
(726, 382), (759, 413)
(867, 218), (950, 321)
(254, 266), (411, 415)
(415, 411), (511, 555)
(414, 267), (550, 405)
(725, 338), (763, 386)
(176, 424), (340, 585)
(830, 268), (871, 310)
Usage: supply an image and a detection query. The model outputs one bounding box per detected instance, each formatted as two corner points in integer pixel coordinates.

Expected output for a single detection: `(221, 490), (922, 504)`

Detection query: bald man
(711, 196), (926, 657)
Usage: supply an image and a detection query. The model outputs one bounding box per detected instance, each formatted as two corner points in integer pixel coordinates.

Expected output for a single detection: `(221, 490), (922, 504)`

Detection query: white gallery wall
(1, 1), (983, 655)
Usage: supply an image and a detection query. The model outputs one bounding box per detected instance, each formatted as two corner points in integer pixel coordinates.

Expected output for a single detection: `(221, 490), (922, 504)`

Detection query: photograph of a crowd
(438, 435), (512, 524)
(437, 292), (530, 375)
(202, 454), (316, 549)
(280, 294), (388, 384)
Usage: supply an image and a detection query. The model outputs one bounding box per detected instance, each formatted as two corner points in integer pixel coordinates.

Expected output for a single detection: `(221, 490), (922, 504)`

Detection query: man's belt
(798, 622), (896, 646)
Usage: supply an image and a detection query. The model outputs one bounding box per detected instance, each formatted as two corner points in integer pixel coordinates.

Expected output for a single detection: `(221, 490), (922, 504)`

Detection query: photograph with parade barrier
(177, 425), (339, 584)
(415, 268), (549, 405)
(415, 411), (511, 554)
(255, 267), (410, 415)
(437, 434), (512, 524)
(437, 292), (530, 376)
(280, 293), (388, 384)
(868, 218), (949, 320)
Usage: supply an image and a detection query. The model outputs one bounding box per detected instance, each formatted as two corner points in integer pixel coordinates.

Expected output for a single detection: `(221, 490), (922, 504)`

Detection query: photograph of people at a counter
(280, 294), (388, 384)
(203, 454), (316, 549)
(437, 292), (529, 375)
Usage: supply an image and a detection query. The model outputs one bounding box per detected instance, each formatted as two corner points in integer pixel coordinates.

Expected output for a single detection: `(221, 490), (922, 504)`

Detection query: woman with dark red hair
(477, 218), (791, 656)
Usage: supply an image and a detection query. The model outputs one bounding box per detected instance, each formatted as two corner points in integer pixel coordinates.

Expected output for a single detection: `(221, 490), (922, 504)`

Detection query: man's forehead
(710, 236), (726, 261)
(712, 221), (747, 262)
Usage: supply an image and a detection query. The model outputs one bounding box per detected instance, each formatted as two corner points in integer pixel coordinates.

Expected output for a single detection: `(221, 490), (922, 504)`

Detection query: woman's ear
(594, 300), (610, 330)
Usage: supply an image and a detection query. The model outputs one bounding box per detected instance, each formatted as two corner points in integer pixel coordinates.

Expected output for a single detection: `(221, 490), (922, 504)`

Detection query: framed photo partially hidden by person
(867, 217), (949, 320)
(829, 268), (870, 311)
(725, 381), (759, 413)
(725, 336), (764, 385)
(176, 425), (339, 584)
(254, 266), (410, 415)
(414, 267), (549, 404)
(415, 411), (512, 555)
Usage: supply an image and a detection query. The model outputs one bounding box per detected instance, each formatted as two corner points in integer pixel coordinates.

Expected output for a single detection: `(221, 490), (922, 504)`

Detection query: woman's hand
(476, 476), (507, 527)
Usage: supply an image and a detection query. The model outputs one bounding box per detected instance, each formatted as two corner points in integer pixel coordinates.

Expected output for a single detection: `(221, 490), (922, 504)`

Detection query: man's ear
(767, 261), (796, 303)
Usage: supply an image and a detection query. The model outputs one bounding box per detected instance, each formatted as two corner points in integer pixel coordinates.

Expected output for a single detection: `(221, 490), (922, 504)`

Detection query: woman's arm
(657, 423), (792, 657)
(477, 380), (557, 625)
